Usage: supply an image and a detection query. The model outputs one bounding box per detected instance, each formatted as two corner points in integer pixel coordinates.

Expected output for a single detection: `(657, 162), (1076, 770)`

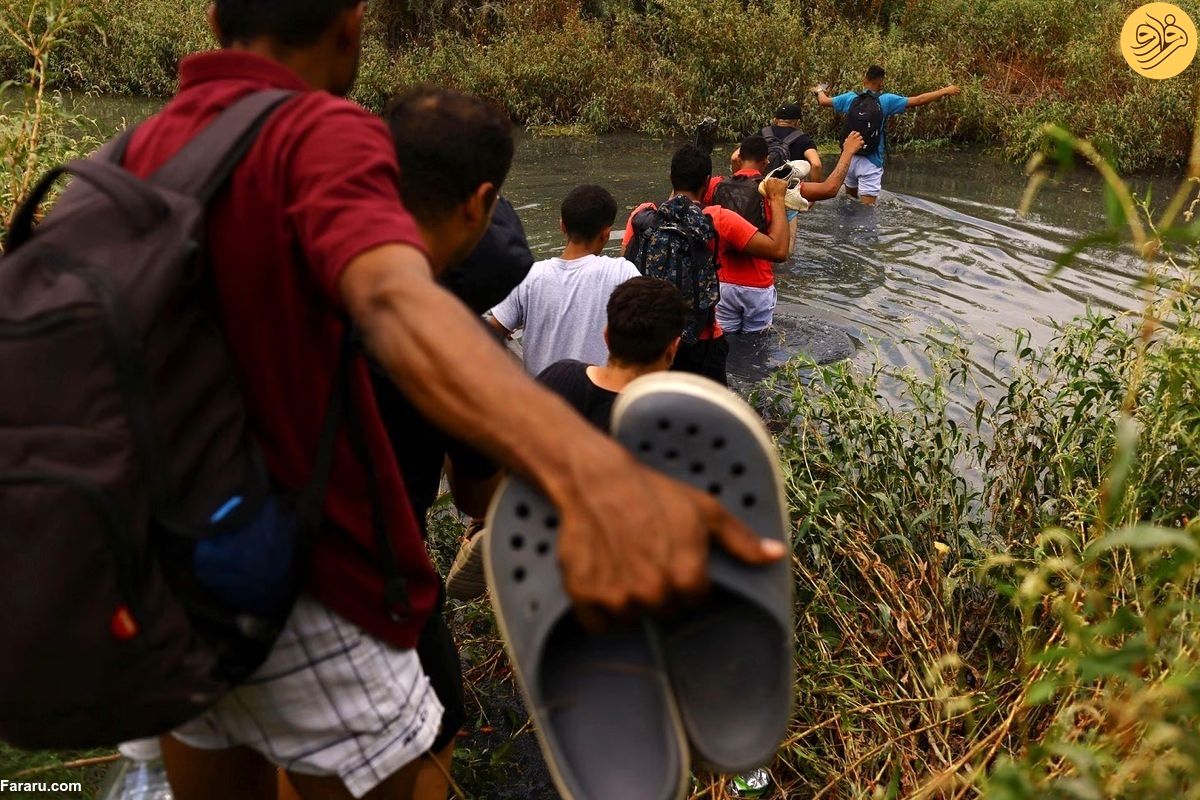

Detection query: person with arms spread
(814, 64), (960, 205)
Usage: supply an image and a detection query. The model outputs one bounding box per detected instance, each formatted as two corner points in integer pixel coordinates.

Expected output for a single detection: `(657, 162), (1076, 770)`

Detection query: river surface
(504, 135), (1180, 398)
(77, 95), (1179, 401)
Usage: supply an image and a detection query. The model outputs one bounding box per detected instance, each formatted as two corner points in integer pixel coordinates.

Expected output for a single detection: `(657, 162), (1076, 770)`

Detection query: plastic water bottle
(97, 739), (174, 800)
(728, 767), (771, 798)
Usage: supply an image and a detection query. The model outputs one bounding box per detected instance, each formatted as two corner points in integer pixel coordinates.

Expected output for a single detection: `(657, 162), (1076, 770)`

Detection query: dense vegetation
(5, 1), (1200, 797)
(2, 0), (1199, 170)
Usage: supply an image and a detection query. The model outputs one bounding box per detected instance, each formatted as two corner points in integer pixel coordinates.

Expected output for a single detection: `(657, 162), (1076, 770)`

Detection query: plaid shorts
(172, 595), (444, 798)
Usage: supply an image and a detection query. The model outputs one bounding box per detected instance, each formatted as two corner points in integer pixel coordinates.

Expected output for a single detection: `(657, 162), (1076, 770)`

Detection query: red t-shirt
(703, 170), (776, 289)
(123, 51), (437, 648)
(622, 199), (761, 338)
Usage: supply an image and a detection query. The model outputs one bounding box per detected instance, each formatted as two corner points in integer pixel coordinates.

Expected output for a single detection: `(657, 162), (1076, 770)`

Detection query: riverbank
(2, 0), (1198, 171)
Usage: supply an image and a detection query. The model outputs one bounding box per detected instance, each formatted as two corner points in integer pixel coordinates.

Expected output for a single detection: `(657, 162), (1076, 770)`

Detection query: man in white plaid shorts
(125, 2), (785, 799)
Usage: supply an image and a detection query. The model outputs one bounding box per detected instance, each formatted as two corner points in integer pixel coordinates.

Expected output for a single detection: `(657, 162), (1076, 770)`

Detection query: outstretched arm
(803, 147), (823, 182)
(740, 179), (791, 261)
(906, 84), (960, 108)
(814, 88), (834, 108)
(800, 131), (863, 202)
(341, 246), (785, 623)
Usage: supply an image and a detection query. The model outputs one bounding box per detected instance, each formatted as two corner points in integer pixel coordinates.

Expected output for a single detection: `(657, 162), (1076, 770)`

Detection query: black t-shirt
(766, 125), (817, 161)
(371, 365), (499, 534)
(538, 360), (619, 432)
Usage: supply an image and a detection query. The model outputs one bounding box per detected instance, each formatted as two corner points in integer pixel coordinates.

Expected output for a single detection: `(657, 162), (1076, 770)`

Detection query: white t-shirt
(490, 254), (641, 376)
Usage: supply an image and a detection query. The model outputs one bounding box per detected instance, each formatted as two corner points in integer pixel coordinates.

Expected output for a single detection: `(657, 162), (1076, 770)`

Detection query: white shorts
(172, 595), (444, 799)
(845, 154), (884, 197)
(716, 283), (777, 334)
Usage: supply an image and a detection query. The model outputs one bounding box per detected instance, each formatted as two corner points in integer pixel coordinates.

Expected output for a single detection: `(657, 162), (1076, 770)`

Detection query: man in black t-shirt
(538, 277), (689, 431)
(765, 102), (823, 180)
(368, 87), (523, 798)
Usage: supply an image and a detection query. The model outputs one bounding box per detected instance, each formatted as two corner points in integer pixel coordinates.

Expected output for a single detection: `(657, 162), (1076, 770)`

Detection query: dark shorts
(672, 335), (729, 386)
(417, 583), (466, 752)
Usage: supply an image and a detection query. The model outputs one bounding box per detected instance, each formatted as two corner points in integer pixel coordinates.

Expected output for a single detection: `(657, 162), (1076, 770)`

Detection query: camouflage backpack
(627, 195), (719, 344)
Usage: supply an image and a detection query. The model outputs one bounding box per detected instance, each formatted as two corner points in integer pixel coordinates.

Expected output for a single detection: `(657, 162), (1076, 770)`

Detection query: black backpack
(0, 91), (359, 748)
(710, 174), (768, 232)
(626, 196), (719, 344)
(841, 91), (885, 156)
(760, 126), (806, 174)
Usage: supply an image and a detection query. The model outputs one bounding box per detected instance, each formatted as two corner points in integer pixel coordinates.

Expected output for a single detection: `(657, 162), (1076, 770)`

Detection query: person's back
(764, 102), (821, 179)
(123, 29), (440, 657)
(814, 64), (960, 204)
(539, 277), (687, 431)
(622, 145), (790, 381)
(703, 136), (788, 334)
(490, 185), (639, 375)
(33, 4), (787, 799)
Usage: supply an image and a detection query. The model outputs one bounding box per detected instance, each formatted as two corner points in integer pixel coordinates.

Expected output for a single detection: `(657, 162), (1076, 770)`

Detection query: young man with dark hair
(705, 132), (862, 334)
(488, 185), (640, 375)
(370, 87), (517, 800)
(622, 145), (790, 384)
(814, 64), (960, 205)
(538, 276), (689, 431)
(765, 102), (822, 180)
(120, 3), (782, 799)
(386, 86), (514, 243)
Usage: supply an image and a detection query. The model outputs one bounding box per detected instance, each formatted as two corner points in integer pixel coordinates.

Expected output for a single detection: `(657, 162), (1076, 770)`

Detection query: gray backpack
(760, 126), (806, 174)
(0, 90), (347, 748)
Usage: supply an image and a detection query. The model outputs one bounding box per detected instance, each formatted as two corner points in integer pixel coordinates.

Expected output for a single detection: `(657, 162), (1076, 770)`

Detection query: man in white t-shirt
(489, 184), (640, 375)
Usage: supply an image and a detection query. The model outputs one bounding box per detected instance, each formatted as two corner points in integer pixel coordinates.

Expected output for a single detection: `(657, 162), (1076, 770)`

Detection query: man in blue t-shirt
(814, 64), (960, 205)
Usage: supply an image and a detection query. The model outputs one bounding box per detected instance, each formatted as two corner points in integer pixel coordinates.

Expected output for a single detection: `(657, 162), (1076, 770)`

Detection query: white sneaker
(760, 160), (811, 212)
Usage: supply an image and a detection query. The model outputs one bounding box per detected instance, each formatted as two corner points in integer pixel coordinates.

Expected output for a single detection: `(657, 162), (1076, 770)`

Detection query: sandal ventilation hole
(544, 514), (559, 530)
(685, 424), (700, 437)
(514, 567), (527, 582)
(638, 441), (653, 453)
(690, 462), (705, 475)
(529, 599), (540, 615)
(536, 542), (551, 556)
(657, 419), (671, 431)
(742, 494), (757, 509)
(516, 503), (531, 519)
(510, 534), (525, 550)
(708, 483), (723, 496)
(665, 449), (680, 461)
(712, 437), (727, 450)
(731, 463), (746, 477)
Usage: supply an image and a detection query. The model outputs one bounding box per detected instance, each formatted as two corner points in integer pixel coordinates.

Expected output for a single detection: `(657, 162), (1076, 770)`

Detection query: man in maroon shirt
(136, 2), (784, 798)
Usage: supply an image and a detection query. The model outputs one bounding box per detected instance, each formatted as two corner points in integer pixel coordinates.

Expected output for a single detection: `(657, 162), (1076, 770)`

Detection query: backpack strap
(781, 129), (806, 147)
(150, 89), (296, 202)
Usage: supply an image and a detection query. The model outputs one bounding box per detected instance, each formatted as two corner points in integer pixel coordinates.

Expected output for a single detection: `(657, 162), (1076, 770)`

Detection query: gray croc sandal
(611, 372), (793, 774)
(484, 476), (689, 800)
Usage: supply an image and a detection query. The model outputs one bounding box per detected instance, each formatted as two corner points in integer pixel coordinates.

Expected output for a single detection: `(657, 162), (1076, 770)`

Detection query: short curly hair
(606, 277), (688, 365)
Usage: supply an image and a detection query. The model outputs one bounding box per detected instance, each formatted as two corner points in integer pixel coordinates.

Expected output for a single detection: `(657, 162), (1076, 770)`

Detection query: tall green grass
(1, 0), (1196, 170)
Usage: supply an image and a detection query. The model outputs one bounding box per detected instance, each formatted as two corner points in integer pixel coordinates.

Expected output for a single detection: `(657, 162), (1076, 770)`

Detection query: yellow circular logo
(1121, 2), (1197, 79)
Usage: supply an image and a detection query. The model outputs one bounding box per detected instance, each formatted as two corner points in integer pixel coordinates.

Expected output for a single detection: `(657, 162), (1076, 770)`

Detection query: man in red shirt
(622, 145), (792, 385)
(705, 133), (862, 334)
(131, 2), (784, 798)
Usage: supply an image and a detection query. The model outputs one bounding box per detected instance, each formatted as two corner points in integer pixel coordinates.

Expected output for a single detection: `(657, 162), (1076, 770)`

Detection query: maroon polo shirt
(123, 50), (437, 648)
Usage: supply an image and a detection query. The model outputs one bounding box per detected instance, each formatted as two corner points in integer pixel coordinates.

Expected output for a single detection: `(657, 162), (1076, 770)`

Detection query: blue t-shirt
(832, 91), (908, 168)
